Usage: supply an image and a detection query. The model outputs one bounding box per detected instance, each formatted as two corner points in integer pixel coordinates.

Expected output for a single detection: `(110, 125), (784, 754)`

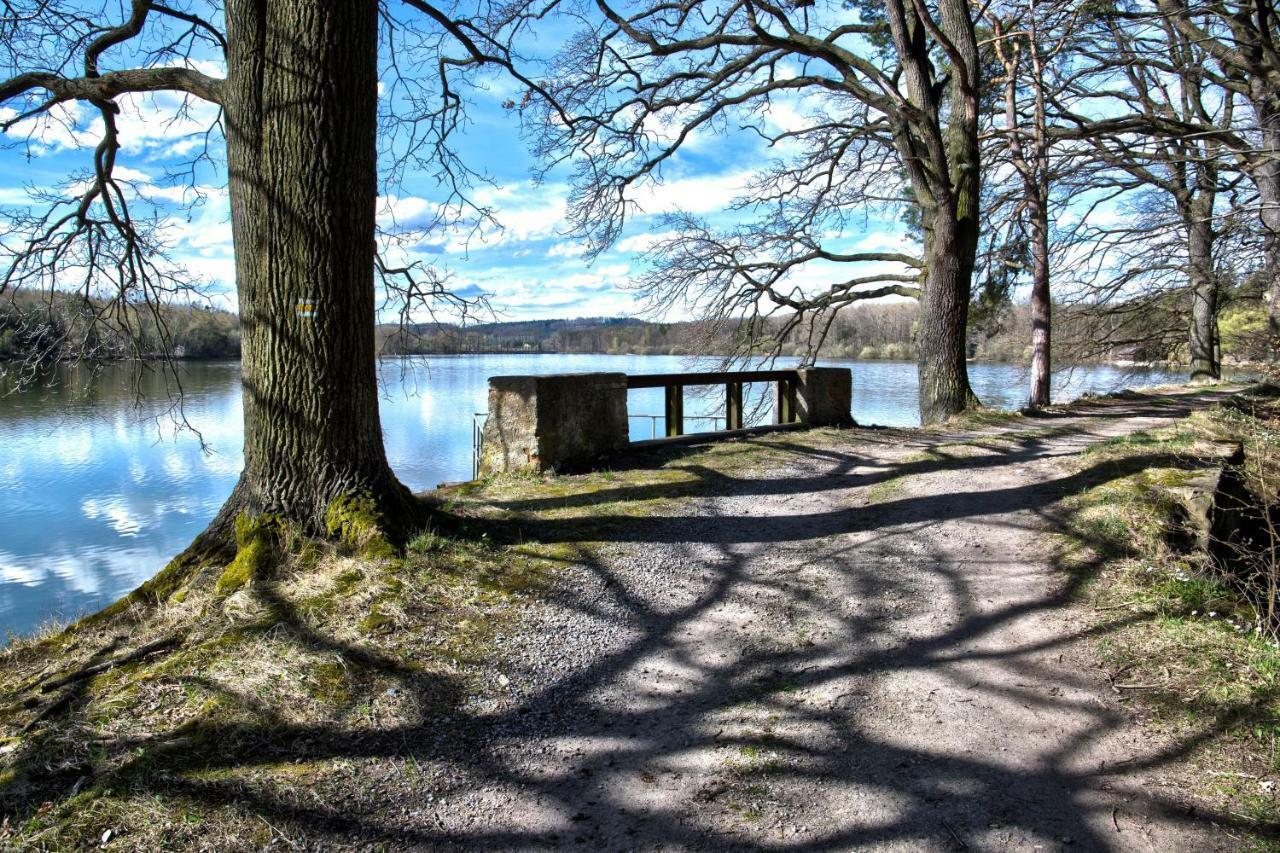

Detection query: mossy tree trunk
(916, 209), (981, 424)
(205, 0), (418, 546)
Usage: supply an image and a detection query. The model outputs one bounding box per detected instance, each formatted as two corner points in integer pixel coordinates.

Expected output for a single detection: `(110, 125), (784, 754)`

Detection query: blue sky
(0, 8), (914, 325)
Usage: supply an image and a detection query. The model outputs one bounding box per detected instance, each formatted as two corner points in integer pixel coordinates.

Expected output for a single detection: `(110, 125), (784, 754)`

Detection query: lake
(0, 354), (1188, 638)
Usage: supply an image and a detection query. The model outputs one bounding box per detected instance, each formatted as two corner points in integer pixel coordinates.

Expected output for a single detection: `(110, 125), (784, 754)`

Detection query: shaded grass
(0, 524), (590, 849)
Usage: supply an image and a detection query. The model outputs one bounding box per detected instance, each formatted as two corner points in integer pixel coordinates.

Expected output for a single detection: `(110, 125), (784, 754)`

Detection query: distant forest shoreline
(2, 292), (1268, 369)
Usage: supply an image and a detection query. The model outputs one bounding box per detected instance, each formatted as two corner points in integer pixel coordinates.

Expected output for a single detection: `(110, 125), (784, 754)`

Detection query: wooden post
(665, 384), (684, 436)
(725, 382), (743, 431)
(774, 378), (796, 424)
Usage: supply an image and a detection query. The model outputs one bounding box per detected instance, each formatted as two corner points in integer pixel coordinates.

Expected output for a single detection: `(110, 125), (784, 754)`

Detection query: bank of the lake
(0, 385), (1272, 850)
(0, 354), (1196, 639)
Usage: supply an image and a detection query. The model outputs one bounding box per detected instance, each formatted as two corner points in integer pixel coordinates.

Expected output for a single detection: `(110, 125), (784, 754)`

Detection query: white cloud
(422, 181), (571, 255)
(0, 101), (101, 152)
(0, 186), (35, 205)
(378, 193), (441, 229)
(2, 89), (222, 161)
(113, 91), (222, 159)
(853, 231), (914, 253)
(613, 230), (679, 254)
(630, 171), (753, 215)
(545, 241), (586, 258)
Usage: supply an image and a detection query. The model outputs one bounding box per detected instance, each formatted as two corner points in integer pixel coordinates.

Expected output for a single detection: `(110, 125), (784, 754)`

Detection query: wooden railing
(625, 369), (800, 438)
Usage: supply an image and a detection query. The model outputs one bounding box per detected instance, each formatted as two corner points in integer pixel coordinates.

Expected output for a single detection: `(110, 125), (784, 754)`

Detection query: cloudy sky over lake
(0, 13), (914, 324)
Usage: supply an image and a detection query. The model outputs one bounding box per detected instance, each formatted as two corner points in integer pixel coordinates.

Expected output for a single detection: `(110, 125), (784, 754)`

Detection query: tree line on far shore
(0, 290), (240, 365)
(6, 293), (1268, 369)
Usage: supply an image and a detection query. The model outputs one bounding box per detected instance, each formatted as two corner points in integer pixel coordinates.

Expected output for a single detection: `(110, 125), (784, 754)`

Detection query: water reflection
(1, 355), (1190, 638)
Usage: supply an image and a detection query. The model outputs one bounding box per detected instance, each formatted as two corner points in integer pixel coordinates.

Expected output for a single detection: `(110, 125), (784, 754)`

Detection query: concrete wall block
(479, 373), (628, 475)
(797, 367), (854, 427)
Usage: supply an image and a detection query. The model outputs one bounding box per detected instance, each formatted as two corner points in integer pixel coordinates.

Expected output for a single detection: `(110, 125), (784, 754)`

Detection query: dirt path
(419, 389), (1245, 851)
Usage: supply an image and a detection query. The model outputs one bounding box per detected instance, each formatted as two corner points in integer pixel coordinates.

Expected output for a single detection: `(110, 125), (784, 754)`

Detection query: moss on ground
(215, 513), (277, 595)
(941, 406), (1026, 430)
(324, 492), (397, 559)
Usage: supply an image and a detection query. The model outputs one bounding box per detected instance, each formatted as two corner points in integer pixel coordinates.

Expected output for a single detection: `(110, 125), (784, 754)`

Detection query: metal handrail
(472, 412), (486, 479)
(473, 371), (805, 474)
(628, 413), (725, 440)
(626, 369), (798, 438)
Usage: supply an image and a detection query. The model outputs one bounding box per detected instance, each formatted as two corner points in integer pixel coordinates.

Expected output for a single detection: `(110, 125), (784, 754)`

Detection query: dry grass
(0, 534), (550, 849)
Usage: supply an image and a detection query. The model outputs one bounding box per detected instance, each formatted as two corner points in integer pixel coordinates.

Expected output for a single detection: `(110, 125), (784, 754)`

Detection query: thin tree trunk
(1026, 1), (1053, 409)
(210, 0), (417, 542)
(1256, 106), (1280, 338)
(1187, 195), (1220, 381)
(1028, 198), (1052, 407)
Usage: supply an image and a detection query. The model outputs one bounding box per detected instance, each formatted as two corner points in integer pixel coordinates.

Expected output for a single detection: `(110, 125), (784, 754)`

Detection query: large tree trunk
(208, 0), (417, 543)
(1187, 194), (1220, 381)
(917, 212), (980, 424)
(888, 0), (982, 425)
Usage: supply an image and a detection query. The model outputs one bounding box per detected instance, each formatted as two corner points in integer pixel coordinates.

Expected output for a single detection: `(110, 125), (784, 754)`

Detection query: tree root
(36, 634), (184, 694)
(18, 634), (185, 734)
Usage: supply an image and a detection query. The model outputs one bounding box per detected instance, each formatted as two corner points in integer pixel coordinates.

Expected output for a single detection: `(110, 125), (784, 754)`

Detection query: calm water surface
(0, 354), (1187, 637)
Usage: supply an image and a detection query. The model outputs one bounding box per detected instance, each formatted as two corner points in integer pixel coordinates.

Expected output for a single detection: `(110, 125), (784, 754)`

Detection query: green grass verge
(1056, 388), (1280, 844)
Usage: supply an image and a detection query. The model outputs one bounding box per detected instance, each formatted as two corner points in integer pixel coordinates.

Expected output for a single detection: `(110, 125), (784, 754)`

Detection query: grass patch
(865, 451), (933, 502)
(942, 407), (1025, 429)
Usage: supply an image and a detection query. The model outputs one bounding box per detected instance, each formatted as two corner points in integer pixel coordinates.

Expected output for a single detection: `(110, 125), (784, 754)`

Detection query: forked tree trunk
(205, 0), (417, 543)
(887, 0), (982, 425)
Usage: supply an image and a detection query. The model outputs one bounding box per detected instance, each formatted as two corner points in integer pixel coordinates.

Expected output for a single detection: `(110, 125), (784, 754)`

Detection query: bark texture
(1028, 206), (1052, 407)
(211, 0), (417, 539)
(917, 220), (981, 424)
(1187, 194), (1220, 381)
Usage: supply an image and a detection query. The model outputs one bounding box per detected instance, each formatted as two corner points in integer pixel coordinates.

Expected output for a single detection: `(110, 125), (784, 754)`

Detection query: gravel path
(413, 389), (1243, 851)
